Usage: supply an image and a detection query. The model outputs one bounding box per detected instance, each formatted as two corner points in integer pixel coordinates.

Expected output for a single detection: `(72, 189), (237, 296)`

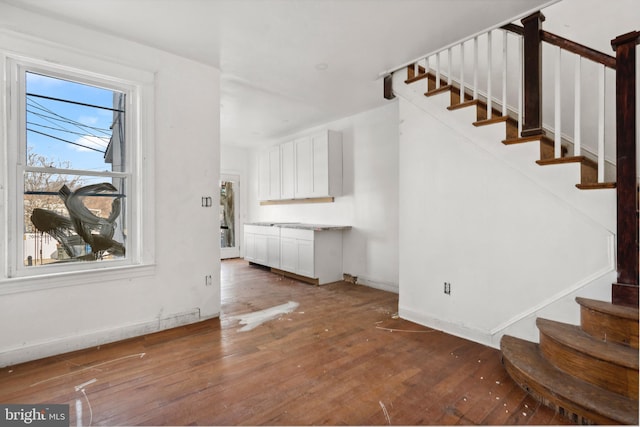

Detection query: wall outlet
(205, 274), (213, 286)
(444, 282), (451, 295)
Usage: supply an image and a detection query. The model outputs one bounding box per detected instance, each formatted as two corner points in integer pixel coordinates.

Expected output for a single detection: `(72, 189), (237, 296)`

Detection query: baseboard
(358, 276), (399, 294)
(398, 306), (494, 348)
(0, 308), (211, 368)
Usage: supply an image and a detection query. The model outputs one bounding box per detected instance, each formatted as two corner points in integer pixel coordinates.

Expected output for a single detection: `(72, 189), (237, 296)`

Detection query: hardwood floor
(0, 259), (573, 425)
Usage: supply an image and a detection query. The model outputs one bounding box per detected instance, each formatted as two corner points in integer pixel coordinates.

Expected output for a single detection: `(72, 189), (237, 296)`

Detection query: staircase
(401, 68), (639, 425)
(502, 298), (638, 425)
(390, 15), (639, 424)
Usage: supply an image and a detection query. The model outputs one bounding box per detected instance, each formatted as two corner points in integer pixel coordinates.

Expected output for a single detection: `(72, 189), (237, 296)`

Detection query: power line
(27, 109), (111, 149)
(26, 121), (108, 141)
(27, 128), (106, 153)
(26, 92), (124, 113)
(27, 98), (113, 135)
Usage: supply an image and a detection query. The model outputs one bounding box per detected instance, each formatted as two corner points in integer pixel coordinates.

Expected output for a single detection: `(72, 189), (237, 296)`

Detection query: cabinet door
(258, 150), (270, 201)
(297, 239), (315, 277)
(294, 136), (313, 198)
(267, 145), (281, 200)
(244, 231), (255, 262)
(254, 234), (268, 265)
(280, 141), (295, 199)
(280, 237), (297, 273)
(311, 132), (329, 197)
(267, 235), (280, 268)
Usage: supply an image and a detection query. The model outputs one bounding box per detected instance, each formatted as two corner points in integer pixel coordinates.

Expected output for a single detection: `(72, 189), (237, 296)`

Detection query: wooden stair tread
(577, 297), (639, 321)
(575, 182), (617, 189)
(472, 116), (509, 127)
(424, 85), (452, 97)
(578, 296), (639, 349)
(536, 318), (638, 370)
(501, 335), (639, 425)
(536, 156), (584, 166)
(502, 135), (542, 145)
(447, 99), (478, 111)
(405, 73), (429, 84)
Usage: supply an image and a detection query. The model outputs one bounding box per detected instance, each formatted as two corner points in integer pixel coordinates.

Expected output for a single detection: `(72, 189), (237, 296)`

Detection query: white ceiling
(2, 0), (557, 147)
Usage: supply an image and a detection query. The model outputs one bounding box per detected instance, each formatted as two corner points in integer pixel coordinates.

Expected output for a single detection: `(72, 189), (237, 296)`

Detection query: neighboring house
(0, 0), (636, 373)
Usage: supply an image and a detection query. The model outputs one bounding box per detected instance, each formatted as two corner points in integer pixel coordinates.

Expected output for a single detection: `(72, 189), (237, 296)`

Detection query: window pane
(25, 72), (126, 172)
(24, 173), (126, 266)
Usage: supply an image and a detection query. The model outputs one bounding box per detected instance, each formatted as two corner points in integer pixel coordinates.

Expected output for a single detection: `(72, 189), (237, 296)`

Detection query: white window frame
(0, 37), (155, 291)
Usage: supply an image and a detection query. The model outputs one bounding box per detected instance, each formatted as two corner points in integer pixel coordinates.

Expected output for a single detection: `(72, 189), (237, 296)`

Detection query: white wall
(0, 4), (221, 366)
(244, 103), (400, 293)
(395, 71), (615, 348)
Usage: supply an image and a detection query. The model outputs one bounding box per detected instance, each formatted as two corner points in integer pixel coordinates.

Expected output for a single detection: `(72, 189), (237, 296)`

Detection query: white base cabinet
(278, 227), (344, 285)
(244, 224), (345, 285)
(244, 225), (280, 268)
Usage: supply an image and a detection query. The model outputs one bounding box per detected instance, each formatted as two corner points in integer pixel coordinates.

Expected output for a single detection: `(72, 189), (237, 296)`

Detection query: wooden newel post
(611, 31), (639, 307)
(520, 11), (545, 137)
(384, 74), (395, 100)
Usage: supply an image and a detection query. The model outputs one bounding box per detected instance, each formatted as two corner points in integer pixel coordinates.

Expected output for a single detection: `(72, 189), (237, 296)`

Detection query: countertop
(245, 222), (351, 231)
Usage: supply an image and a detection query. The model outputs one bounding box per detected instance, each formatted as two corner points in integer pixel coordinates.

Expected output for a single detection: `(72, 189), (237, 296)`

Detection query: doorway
(220, 174), (240, 259)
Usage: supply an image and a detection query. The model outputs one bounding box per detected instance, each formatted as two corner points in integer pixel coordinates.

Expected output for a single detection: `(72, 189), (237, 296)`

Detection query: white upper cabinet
(259, 129), (342, 201)
(280, 140), (295, 200)
(258, 145), (281, 201)
(294, 130), (342, 199)
(294, 136), (313, 198)
(258, 150), (270, 201)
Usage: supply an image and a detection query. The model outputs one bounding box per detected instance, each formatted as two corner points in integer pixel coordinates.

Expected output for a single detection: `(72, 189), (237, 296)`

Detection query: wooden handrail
(501, 23), (524, 36)
(502, 23), (616, 69)
(542, 31), (616, 69)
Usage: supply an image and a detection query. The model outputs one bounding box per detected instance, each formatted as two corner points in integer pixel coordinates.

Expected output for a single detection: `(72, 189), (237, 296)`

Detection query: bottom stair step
(501, 335), (638, 425)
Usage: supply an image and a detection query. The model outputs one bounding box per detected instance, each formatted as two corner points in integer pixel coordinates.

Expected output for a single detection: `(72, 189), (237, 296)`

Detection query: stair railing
(384, 13), (638, 306)
(514, 12), (620, 184)
(403, 27), (523, 127)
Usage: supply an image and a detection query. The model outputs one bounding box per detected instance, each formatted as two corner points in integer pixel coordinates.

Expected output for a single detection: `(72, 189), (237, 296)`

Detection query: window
(3, 56), (148, 279)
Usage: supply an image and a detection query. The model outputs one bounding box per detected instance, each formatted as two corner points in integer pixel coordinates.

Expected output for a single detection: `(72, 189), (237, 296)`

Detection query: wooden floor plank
(0, 259), (573, 425)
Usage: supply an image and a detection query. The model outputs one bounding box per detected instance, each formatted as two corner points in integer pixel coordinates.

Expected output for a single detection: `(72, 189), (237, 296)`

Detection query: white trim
(357, 276), (399, 294)
(0, 263), (156, 295)
(398, 305), (493, 348)
(489, 237), (615, 336)
(0, 307), (211, 368)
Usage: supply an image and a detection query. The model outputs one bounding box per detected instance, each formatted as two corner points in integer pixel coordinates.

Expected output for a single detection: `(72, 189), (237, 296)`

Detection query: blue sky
(26, 72), (118, 172)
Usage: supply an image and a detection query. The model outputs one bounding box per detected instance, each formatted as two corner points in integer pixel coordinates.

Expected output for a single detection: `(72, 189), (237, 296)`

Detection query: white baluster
(424, 56), (429, 90)
(574, 56), (581, 156)
(554, 46), (561, 158)
(473, 36), (479, 100)
(518, 35), (523, 136)
(597, 65), (605, 182)
(487, 31), (493, 118)
(460, 43), (465, 101)
(448, 48), (453, 86)
(436, 52), (441, 89)
(502, 31), (508, 117)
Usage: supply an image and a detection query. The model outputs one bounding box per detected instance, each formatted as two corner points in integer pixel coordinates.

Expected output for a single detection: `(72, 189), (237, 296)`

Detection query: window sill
(0, 263), (156, 296)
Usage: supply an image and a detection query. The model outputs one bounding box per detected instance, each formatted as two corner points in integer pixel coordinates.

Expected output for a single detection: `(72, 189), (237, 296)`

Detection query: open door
(220, 174), (240, 259)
